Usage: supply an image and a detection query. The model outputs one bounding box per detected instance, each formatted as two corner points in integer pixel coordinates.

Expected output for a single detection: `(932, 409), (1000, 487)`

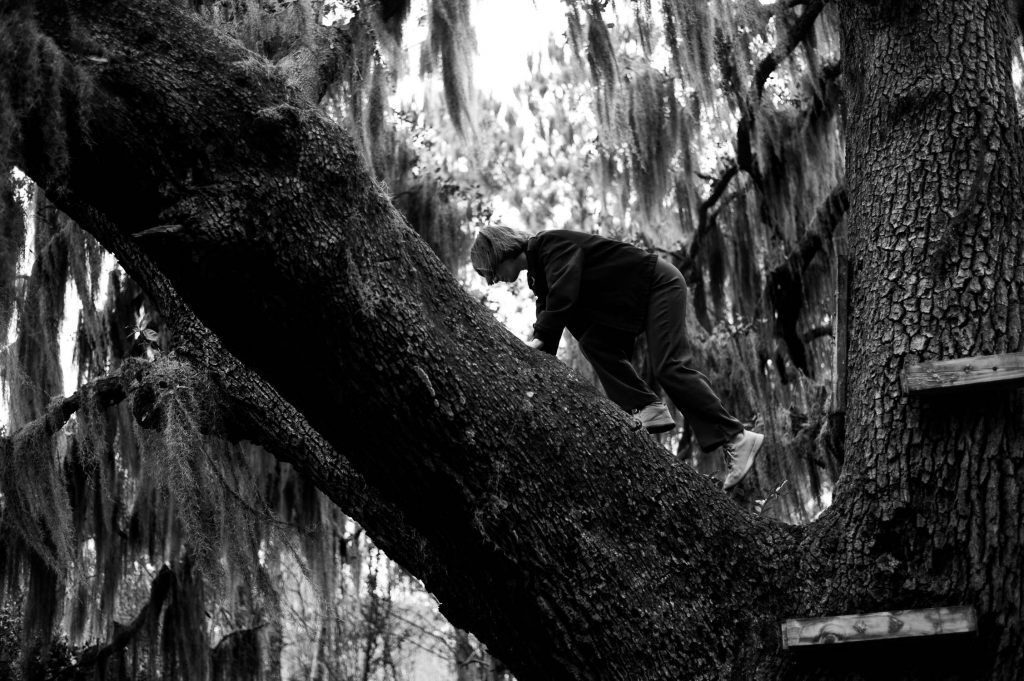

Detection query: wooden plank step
(781, 606), (976, 649)
(904, 352), (1024, 396)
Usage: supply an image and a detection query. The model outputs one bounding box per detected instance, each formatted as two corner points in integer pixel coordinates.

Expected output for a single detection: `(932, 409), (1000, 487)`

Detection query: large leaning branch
(68, 197), (460, 594)
(11, 2), (809, 678)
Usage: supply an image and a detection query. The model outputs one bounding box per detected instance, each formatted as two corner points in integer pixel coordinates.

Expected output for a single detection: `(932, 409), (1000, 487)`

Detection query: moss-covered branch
(754, 0), (829, 98)
(60, 198), (455, 595)
(69, 566), (175, 677)
(11, 2), (807, 677)
(0, 373), (124, 448)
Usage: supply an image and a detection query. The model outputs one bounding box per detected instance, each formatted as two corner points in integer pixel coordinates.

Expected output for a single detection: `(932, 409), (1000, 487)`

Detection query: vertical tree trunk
(802, 2), (1024, 678)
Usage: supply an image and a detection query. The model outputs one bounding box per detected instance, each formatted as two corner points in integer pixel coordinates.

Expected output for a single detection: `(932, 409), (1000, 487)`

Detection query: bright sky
(472, 0), (569, 103)
(394, 0), (568, 108)
(467, 1), (565, 339)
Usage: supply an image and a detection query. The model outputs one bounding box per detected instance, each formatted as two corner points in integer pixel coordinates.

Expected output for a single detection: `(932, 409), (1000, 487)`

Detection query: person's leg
(576, 324), (659, 411)
(645, 259), (744, 451)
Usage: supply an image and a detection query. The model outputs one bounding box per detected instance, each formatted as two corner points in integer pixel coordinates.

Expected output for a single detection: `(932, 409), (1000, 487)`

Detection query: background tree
(1, 0), (1022, 680)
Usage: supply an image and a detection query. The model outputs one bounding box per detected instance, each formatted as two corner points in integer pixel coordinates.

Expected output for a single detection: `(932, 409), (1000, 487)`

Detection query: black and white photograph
(0, 0), (1019, 679)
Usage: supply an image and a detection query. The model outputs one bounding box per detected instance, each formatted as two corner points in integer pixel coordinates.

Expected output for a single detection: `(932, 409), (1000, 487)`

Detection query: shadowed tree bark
(4, 0), (1024, 679)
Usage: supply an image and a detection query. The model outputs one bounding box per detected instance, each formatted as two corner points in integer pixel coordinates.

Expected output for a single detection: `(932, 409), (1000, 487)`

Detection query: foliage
(423, 0), (476, 134)
(400, 1), (847, 508)
(0, 172), (27, 343)
(0, 0), (93, 185)
(0, 187), (461, 680)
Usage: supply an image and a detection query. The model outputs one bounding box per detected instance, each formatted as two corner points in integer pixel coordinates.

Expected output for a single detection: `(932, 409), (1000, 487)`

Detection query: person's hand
(527, 338), (544, 350)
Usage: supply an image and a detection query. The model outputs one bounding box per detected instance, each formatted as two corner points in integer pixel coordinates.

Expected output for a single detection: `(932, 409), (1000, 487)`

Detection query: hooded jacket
(526, 230), (658, 354)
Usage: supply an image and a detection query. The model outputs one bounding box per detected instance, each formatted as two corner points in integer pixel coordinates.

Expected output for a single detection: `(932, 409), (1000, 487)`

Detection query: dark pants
(575, 259), (744, 452)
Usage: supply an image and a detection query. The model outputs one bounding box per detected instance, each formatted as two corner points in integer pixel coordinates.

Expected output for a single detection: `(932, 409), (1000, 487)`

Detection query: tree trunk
(792, 1), (1024, 678)
(4, 0), (1024, 678)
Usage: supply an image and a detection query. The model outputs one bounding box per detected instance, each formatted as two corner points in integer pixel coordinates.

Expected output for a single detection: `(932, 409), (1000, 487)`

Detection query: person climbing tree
(471, 225), (764, 489)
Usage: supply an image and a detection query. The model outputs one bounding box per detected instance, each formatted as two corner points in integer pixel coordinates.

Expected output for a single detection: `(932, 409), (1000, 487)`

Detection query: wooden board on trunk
(904, 353), (1024, 396)
(781, 606), (976, 649)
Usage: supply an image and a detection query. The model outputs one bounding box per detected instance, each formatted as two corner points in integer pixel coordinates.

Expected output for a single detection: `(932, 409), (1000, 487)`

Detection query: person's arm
(532, 237), (583, 354)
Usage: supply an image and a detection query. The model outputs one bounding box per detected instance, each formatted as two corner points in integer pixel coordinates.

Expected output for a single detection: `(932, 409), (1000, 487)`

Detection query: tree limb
(755, 0), (829, 98)
(687, 56), (842, 280)
(0, 373), (124, 447)
(61, 197), (456, 599)
(70, 566), (176, 676)
(766, 183), (848, 281)
(15, 2), (805, 677)
(691, 0), (834, 232)
(765, 183), (848, 375)
(688, 163), (739, 262)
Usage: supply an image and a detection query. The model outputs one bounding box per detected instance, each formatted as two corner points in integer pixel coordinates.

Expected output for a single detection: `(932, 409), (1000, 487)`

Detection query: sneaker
(722, 430), (764, 490)
(631, 401), (676, 434)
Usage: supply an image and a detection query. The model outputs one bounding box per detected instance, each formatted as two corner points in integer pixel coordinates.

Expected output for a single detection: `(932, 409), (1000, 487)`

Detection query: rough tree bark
(4, 0), (1024, 679)
(795, 1), (1024, 678)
